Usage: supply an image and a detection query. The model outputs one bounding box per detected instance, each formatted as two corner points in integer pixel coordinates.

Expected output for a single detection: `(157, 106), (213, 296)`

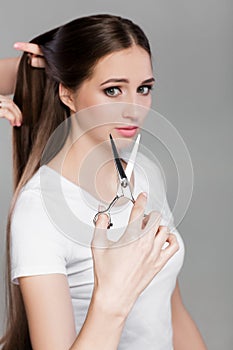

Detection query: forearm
(172, 305), (207, 350)
(0, 57), (20, 95)
(171, 280), (207, 350)
(70, 291), (127, 350)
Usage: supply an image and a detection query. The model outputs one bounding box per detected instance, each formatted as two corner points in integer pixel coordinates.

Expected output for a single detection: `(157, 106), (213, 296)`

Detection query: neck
(47, 127), (125, 203)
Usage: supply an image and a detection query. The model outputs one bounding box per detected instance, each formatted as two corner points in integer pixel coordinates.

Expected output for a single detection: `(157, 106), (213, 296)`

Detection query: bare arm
(69, 288), (126, 350)
(0, 43), (45, 126)
(19, 193), (179, 350)
(19, 274), (77, 350)
(171, 280), (207, 350)
(0, 42), (44, 95)
(19, 274), (126, 350)
(0, 57), (20, 95)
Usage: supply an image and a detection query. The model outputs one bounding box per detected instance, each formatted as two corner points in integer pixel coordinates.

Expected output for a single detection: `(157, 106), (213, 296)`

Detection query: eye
(137, 85), (153, 95)
(104, 86), (121, 97)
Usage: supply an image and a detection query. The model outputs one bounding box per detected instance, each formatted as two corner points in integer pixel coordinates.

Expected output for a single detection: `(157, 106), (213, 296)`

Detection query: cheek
(75, 91), (106, 112)
(83, 125), (113, 146)
(139, 95), (152, 108)
(74, 104), (117, 137)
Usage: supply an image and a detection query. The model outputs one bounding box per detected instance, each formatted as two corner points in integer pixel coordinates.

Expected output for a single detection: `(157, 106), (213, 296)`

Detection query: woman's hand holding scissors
(91, 192), (179, 319)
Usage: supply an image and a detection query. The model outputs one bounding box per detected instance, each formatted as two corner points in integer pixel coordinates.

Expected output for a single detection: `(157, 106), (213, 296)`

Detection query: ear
(59, 83), (77, 112)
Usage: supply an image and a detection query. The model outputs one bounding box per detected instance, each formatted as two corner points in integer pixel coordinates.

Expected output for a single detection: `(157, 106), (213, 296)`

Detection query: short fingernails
(97, 205), (109, 227)
(137, 192), (147, 201)
(97, 214), (109, 229)
(14, 42), (24, 50)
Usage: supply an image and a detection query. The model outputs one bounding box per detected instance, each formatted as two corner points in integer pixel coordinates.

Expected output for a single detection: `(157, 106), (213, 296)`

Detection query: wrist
(91, 287), (131, 322)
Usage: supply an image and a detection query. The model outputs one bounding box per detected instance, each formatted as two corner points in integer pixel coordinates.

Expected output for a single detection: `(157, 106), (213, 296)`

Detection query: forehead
(91, 45), (152, 81)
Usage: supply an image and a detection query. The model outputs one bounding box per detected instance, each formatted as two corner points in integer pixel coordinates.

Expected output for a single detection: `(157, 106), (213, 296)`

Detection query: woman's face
(69, 45), (154, 146)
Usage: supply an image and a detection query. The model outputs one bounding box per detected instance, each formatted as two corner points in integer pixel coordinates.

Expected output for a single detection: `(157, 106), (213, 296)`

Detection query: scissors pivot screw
(93, 133), (141, 229)
(121, 179), (128, 188)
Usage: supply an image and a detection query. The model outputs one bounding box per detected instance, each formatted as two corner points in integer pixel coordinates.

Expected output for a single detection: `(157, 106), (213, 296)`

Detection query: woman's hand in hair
(14, 42), (45, 68)
(91, 192), (179, 318)
(0, 95), (22, 127)
(0, 43), (43, 95)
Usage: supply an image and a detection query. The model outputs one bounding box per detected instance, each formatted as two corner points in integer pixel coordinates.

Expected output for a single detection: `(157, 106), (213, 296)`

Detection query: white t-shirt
(10, 152), (185, 350)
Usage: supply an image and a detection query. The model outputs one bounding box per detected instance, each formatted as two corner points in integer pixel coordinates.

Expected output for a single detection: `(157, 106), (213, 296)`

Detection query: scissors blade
(109, 134), (127, 181)
(125, 134), (141, 181)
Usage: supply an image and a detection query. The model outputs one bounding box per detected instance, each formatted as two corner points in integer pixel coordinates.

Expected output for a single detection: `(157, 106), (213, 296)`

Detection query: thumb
(91, 205), (110, 249)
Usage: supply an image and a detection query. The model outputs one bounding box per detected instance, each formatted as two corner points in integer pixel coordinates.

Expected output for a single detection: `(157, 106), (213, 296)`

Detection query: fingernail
(142, 192), (148, 198)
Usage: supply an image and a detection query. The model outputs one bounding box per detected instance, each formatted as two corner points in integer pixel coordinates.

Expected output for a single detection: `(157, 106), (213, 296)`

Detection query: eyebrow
(100, 77), (155, 86)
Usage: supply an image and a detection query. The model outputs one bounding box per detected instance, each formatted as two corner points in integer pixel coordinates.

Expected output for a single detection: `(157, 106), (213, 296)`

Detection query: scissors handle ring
(93, 195), (122, 229)
(93, 196), (119, 229)
(93, 210), (113, 229)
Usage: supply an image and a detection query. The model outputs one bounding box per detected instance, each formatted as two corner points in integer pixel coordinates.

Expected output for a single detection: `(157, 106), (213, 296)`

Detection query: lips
(115, 126), (139, 137)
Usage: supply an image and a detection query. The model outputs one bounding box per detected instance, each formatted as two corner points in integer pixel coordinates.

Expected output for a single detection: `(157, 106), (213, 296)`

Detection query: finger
(159, 233), (179, 262)
(0, 95), (12, 102)
(0, 99), (22, 126)
(2, 98), (22, 124)
(141, 213), (149, 230)
(91, 205), (110, 249)
(142, 210), (162, 238)
(156, 225), (170, 238)
(116, 192), (148, 244)
(154, 225), (170, 248)
(12, 103), (23, 125)
(14, 42), (43, 56)
(128, 192), (148, 227)
(31, 55), (45, 68)
(118, 196), (160, 246)
(0, 108), (18, 126)
(95, 212), (110, 229)
(0, 108), (13, 124)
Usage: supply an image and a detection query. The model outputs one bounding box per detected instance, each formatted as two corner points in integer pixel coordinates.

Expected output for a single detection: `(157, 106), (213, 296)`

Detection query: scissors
(93, 133), (141, 229)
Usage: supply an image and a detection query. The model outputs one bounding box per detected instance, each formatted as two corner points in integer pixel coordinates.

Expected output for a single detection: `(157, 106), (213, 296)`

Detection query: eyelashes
(137, 85), (153, 95)
(104, 87), (121, 97)
(104, 85), (154, 97)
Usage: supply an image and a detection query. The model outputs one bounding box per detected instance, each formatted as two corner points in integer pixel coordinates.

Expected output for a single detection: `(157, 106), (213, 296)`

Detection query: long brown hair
(0, 14), (151, 349)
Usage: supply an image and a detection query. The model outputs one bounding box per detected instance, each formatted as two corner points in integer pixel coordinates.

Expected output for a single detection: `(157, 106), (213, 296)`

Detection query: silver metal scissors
(93, 133), (141, 229)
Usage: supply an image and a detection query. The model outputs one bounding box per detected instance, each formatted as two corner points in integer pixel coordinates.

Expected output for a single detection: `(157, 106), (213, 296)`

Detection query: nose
(122, 101), (149, 127)
(122, 102), (138, 120)
(121, 90), (137, 119)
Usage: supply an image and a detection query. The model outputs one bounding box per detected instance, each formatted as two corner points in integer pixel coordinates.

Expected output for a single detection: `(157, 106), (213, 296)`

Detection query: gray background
(0, 1), (232, 349)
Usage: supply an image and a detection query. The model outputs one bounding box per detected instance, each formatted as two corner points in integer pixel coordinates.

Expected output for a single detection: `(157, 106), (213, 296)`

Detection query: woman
(0, 14), (207, 350)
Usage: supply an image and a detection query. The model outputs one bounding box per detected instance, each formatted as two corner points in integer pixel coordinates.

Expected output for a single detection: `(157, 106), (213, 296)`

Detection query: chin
(109, 132), (136, 151)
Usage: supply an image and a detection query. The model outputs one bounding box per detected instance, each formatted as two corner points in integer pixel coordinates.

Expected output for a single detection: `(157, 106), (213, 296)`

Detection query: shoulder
(11, 166), (70, 248)
(12, 164), (63, 221)
(12, 166), (49, 225)
(10, 167), (73, 284)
